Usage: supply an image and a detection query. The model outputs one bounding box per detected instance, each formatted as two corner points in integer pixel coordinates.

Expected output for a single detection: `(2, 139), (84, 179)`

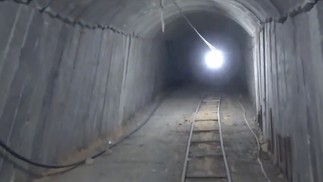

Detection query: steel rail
(181, 96), (232, 182)
(180, 98), (203, 182)
(217, 97), (233, 182)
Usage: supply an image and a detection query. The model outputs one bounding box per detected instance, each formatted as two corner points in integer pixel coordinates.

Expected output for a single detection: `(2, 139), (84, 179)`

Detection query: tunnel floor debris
(36, 86), (284, 182)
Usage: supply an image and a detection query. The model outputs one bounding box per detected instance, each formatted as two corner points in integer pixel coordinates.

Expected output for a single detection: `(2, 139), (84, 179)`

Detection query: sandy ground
(37, 86), (284, 182)
(220, 94), (284, 182)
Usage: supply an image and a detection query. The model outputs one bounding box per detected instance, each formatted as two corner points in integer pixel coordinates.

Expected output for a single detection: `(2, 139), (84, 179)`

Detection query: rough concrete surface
(253, 4), (323, 181)
(0, 2), (170, 181)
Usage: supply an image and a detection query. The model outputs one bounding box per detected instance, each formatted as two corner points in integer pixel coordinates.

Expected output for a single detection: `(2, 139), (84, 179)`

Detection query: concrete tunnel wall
(253, 2), (323, 182)
(1, 0), (323, 182)
(0, 2), (170, 181)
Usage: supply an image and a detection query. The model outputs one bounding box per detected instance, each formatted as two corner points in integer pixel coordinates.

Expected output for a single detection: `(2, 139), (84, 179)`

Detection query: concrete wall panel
(254, 4), (323, 181)
(0, 2), (170, 181)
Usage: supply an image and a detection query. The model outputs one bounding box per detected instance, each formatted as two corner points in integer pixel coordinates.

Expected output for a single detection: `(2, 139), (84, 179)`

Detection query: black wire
(0, 140), (105, 169)
(0, 89), (170, 170)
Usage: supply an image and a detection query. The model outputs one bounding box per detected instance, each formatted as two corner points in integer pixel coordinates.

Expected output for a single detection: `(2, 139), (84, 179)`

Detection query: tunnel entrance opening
(161, 11), (252, 95)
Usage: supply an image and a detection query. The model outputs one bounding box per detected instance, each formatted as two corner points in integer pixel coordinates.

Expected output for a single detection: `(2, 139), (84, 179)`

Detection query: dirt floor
(220, 94), (284, 182)
(37, 86), (284, 182)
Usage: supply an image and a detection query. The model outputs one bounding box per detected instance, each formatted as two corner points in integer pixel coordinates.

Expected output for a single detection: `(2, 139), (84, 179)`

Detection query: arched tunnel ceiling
(151, 11), (249, 41)
(29, 0), (307, 37)
(137, 1), (262, 37)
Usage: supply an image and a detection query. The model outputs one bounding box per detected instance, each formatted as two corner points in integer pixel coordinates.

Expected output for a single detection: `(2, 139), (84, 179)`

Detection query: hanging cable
(171, 0), (217, 51)
(238, 99), (271, 182)
(160, 0), (165, 32)
(0, 89), (169, 171)
(0, 140), (87, 169)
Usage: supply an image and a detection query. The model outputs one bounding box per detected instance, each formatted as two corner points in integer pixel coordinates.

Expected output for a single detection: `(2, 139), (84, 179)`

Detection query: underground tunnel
(0, 0), (323, 182)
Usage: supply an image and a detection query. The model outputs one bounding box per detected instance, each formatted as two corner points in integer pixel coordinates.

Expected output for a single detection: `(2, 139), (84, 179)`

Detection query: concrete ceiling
(26, 0), (308, 36)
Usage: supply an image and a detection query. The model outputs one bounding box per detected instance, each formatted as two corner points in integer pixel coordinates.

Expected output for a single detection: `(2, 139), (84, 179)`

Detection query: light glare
(205, 50), (224, 69)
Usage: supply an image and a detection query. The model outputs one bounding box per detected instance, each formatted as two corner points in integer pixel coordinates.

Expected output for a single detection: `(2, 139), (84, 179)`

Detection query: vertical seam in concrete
(85, 29), (103, 142)
(100, 32), (114, 135)
(0, 5), (23, 125)
(273, 22), (279, 164)
(117, 36), (131, 123)
(123, 36), (132, 91)
(0, 80), (26, 169)
(6, 82), (26, 146)
(254, 34), (258, 109)
(0, 6), (22, 71)
(290, 19), (300, 94)
(0, 9), (35, 167)
(31, 20), (65, 164)
(21, 10), (35, 47)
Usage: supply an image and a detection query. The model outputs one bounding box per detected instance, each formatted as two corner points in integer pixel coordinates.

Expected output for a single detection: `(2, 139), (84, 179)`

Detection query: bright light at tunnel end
(204, 49), (224, 69)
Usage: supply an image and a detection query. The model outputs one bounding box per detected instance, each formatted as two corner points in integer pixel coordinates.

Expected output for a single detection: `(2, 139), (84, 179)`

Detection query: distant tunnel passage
(1, 0), (323, 182)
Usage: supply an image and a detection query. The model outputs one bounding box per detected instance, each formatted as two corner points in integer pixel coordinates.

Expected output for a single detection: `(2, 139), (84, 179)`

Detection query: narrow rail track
(181, 96), (232, 182)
